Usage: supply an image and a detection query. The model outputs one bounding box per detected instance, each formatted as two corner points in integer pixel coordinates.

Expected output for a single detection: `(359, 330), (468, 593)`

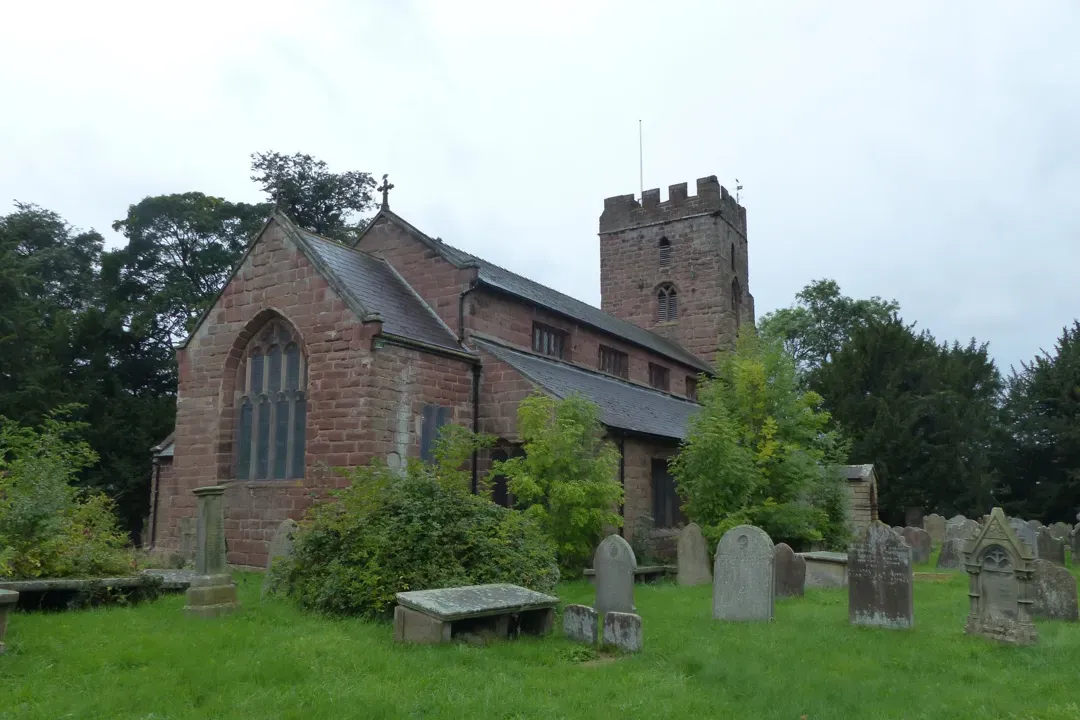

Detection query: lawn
(2, 559), (1080, 720)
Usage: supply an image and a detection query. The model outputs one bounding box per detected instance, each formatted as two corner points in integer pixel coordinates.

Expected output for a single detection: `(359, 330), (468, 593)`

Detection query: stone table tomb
(799, 551), (849, 589)
(393, 584), (559, 645)
(0, 589), (17, 654)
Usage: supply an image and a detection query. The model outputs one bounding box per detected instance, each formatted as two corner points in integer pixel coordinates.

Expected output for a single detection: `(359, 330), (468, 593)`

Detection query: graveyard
(0, 547), (1078, 719)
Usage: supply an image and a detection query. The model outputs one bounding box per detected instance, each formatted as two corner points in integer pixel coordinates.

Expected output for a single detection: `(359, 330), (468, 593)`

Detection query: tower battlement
(599, 175), (746, 236)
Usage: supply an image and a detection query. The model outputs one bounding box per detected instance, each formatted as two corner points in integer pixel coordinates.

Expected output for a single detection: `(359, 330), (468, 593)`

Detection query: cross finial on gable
(378, 174), (394, 210)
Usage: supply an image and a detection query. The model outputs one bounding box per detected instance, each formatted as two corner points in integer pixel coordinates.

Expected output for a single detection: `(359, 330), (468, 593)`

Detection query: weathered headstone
(713, 525), (774, 622)
(261, 518), (299, 599)
(602, 611), (643, 652)
(594, 534), (636, 615)
(936, 538), (965, 570)
(902, 527), (932, 565)
(963, 507), (1038, 646)
(1072, 524), (1080, 563)
(563, 604), (598, 645)
(1027, 519), (1043, 531)
(1031, 559), (1078, 622)
(1037, 528), (1066, 567)
(183, 485), (240, 618)
(677, 522), (711, 586)
(1009, 517), (1038, 558)
(774, 543), (806, 598)
(948, 514), (967, 527)
(923, 514), (946, 545)
(1048, 522), (1071, 543)
(946, 519), (981, 545)
(904, 508), (924, 529)
(0, 589), (17, 655)
(848, 522), (914, 629)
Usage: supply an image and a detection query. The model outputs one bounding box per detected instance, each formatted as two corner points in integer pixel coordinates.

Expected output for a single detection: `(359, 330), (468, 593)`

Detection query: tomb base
(183, 573), (239, 618)
(964, 614), (1038, 646)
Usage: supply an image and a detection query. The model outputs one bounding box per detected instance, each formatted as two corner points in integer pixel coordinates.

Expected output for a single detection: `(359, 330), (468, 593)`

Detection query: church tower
(598, 175), (753, 366)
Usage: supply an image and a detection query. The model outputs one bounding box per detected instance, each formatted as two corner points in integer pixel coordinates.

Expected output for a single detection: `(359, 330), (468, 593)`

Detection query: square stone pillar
(0, 589), (18, 654)
(183, 485), (240, 618)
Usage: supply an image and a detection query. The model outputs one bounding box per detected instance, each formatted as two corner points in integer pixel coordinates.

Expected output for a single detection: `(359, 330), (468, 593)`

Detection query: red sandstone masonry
(163, 219), (474, 568)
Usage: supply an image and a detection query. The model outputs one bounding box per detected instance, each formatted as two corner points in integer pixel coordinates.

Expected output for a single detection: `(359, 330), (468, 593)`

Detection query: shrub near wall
(271, 426), (559, 617)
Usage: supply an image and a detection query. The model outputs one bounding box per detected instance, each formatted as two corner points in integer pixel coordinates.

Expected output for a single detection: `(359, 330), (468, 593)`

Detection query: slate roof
(283, 219), (469, 354)
(365, 210), (713, 373)
(843, 464), (875, 481)
(475, 339), (701, 440)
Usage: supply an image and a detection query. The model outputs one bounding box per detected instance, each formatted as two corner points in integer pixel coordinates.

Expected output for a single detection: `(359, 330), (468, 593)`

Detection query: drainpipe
(471, 362), (481, 495)
(617, 435), (626, 537)
(149, 459), (162, 550)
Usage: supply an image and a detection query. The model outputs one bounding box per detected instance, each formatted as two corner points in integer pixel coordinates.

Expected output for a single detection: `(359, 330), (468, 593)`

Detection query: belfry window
(658, 238), (672, 268)
(657, 283), (678, 322)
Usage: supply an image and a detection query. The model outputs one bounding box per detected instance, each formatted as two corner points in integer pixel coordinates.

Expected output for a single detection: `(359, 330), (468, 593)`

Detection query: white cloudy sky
(2, 1), (1077, 371)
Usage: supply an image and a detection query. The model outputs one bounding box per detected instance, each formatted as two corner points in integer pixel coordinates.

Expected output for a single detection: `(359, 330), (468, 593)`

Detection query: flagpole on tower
(638, 119), (643, 199)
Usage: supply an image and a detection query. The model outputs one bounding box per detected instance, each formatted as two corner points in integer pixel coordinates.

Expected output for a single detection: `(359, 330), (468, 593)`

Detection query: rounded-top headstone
(774, 542), (806, 598)
(902, 527), (932, 565)
(677, 522), (711, 586)
(594, 534), (636, 615)
(1031, 559), (1079, 622)
(713, 525), (774, 622)
(1037, 528), (1066, 566)
(848, 522), (914, 629)
(923, 514), (946, 544)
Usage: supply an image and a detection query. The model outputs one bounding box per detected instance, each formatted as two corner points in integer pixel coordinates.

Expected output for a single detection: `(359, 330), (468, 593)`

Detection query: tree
(998, 321), (1080, 523)
(812, 316), (1004, 523)
(671, 331), (851, 550)
(490, 391), (623, 574)
(759, 279), (899, 377)
(109, 192), (266, 352)
(250, 151), (376, 241)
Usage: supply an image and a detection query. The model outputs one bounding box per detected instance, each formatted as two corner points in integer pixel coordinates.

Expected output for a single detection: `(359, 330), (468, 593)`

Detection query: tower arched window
(657, 283), (678, 323)
(731, 277), (742, 330)
(235, 319), (307, 480)
(658, 237), (672, 268)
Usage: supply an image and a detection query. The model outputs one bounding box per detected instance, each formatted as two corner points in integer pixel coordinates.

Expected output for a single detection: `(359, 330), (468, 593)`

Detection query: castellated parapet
(599, 176), (747, 237)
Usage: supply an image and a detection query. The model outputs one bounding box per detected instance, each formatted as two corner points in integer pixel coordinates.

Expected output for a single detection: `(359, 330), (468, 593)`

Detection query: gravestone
(946, 519), (981, 545)
(902, 527), (932, 565)
(904, 508), (924, 529)
(923, 514), (946, 545)
(713, 525), (774, 622)
(0, 589), (17, 655)
(774, 543), (805, 598)
(891, 526), (904, 535)
(936, 538), (965, 570)
(1037, 528), (1066, 567)
(1031, 559), (1078, 622)
(594, 534), (636, 615)
(1047, 522), (1071, 543)
(963, 507), (1038, 646)
(1072, 524), (1080, 563)
(1009, 517), (1038, 558)
(1027, 519), (1043, 531)
(602, 611), (643, 653)
(948, 514), (967, 527)
(261, 518), (299, 599)
(183, 485), (240, 618)
(563, 604), (598, 645)
(677, 523), (712, 586)
(848, 522), (914, 629)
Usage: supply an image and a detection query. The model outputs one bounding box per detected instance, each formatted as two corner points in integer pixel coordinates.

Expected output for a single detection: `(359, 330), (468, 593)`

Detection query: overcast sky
(2, 1), (1077, 371)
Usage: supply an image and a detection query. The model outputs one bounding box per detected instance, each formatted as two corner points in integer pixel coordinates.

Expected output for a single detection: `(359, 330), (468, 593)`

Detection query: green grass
(2, 561), (1080, 720)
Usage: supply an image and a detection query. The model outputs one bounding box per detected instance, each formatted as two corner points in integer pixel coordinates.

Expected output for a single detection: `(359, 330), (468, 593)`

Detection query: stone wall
(599, 176), (754, 366)
(619, 436), (679, 549)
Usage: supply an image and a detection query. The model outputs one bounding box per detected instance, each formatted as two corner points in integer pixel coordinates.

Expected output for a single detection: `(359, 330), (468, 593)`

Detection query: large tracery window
(235, 320), (307, 480)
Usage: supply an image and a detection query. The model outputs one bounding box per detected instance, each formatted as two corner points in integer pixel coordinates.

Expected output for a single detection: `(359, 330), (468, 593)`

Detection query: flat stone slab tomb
(0, 575), (163, 610)
(798, 552), (849, 589)
(584, 565), (676, 585)
(394, 584), (559, 645)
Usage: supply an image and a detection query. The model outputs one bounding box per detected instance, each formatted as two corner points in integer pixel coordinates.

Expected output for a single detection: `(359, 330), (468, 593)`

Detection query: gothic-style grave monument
(1008, 517), (1038, 558)
(774, 543), (806, 598)
(677, 522), (711, 586)
(594, 534), (636, 615)
(713, 525), (774, 622)
(1037, 528), (1066, 566)
(963, 508), (1038, 646)
(602, 611), (643, 653)
(183, 485), (240, 618)
(563, 604), (598, 645)
(393, 584), (558, 645)
(902, 527), (932, 565)
(261, 518), (299, 599)
(848, 522), (914, 629)
(923, 514), (946, 545)
(0, 589), (17, 654)
(1031, 559), (1078, 622)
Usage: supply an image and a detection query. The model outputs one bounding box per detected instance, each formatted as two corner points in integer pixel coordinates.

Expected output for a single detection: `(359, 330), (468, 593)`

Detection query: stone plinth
(0, 589), (18, 654)
(602, 611), (643, 653)
(183, 485), (240, 618)
(563, 604), (598, 645)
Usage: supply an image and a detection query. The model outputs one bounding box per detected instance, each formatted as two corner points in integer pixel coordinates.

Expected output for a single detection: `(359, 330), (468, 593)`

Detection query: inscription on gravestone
(183, 485), (240, 619)
(848, 522), (914, 629)
(963, 508), (1037, 645)
(713, 525), (774, 622)
(1031, 559), (1079, 622)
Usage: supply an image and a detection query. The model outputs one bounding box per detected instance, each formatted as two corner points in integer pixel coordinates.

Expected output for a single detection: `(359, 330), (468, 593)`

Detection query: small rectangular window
(598, 345), (629, 378)
(420, 403), (452, 462)
(685, 376), (698, 401)
(532, 322), (566, 359)
(648, 363), (670, 391)
(652, 458), (685, 529)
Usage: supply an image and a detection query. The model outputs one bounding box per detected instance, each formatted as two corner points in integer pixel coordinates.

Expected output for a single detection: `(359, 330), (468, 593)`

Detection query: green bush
(490, 391), (623, 576)
(0, 409), (134, 579)
(271, 427), (559, 617)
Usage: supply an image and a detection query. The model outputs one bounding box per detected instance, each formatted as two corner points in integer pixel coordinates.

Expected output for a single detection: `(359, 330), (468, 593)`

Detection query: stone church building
(148, 175), (753, 567)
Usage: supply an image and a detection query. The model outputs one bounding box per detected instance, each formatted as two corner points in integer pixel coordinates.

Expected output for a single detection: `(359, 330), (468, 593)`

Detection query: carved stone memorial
(594, 534), (636, 615)
(713, 525), (774, 622)
(963, 508), (1037, 646)
(1037, 528), (1066, 567)
(902, 527), (932, 565)
(774, 543), (805, 598)
(602, 611), (643, 653)
(1008, 517), (1038, 559)
(183, 485), (240, 618)
(1031, 559), (1078, 622)
(923, 514), (946, 545)
(677, 522), (712, 586)
(848, 522), (914, 629)
(563, 604), (598, 645)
